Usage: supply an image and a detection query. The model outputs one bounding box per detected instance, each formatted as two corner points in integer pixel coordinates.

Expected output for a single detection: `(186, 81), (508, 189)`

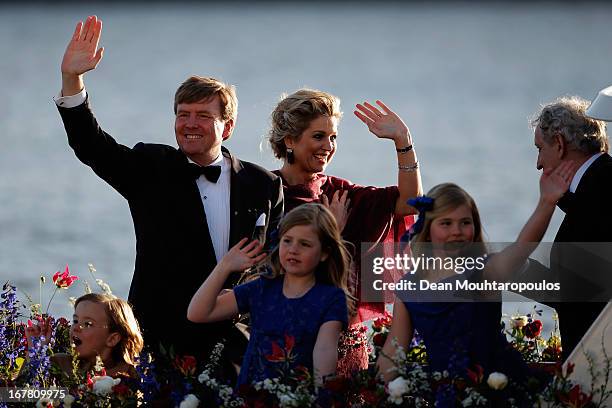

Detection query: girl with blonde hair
(378, 161), (576, 384)
(26, 293), (144, 377)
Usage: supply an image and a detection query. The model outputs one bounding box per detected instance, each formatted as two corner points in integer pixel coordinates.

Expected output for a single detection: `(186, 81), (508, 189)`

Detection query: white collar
(188, 153), (224, 168)
(569, 152), (603, 193)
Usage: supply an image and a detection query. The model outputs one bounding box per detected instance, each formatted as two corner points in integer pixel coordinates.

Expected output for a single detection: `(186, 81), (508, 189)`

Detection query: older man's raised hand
(61, 15), (104, 96)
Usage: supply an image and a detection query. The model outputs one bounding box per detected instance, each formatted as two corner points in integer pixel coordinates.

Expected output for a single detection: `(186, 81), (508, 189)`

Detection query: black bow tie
(189, 163), (221, 183)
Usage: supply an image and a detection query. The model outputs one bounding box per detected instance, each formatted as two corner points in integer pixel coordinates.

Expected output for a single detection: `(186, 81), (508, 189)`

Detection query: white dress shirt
(54, 88), (87, 107)
(55, 88), (232, 262)
(191, 155), (231, 262)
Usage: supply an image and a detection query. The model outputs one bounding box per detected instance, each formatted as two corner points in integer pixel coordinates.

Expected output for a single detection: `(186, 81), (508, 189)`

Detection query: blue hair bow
(400, 196), (435, 244)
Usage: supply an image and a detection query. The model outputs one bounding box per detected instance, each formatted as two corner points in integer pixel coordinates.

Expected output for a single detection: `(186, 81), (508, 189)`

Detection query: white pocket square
(255, 213), (266, 227)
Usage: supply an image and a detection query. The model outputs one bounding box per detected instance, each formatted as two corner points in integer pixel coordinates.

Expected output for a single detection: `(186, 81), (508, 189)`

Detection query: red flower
(174, 355), (197, 376)
(294, 365), (310, 382)
(372, 311), (392, 332)
(362, 389), (380, 405)
(266, 341), (287, 362)
(559, 384), (593, 408)
(113, 382), (131, 397)
(524, 320), (543, 339)
(372, 332), (386, 348)
(52, 265), (78, 289)
(265, 334), (295, 363)
(466, 364), (484, 384)
(454, 378), (467, 392)
(284, 333), (295, 352)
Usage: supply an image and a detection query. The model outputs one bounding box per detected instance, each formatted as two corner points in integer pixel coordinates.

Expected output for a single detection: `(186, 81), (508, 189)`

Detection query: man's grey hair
(531, 96), (608, 154)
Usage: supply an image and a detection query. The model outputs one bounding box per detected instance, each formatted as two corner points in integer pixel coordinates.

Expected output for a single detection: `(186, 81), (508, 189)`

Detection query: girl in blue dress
(377, 161), (576, 385)
(188, 203), (351, 386)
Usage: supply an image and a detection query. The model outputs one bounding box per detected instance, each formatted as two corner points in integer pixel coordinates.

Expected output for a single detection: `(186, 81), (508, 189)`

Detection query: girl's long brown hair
(262, 203), (356, 315)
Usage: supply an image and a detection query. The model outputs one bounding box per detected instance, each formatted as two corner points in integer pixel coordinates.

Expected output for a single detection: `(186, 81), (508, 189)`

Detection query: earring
(286, 148), (295, 164)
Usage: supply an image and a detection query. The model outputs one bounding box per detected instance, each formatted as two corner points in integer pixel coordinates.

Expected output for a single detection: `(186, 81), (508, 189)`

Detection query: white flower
(179, 394), (200, 408)
(462, 387), (488, 406)
(262, 378), (274, 391)
(92, 375), (121, 395)
(387, 376), (410, 405)
(94, 355), (105, 372)
(198, 371), (210, 383)
(511, 315), (527, 328)
(36, 398), (56, 408)
(95, 279), (113, 295)
(278, 393), (297, 407)
(62, 394), (75, 408)
(487, 372), (508, 390)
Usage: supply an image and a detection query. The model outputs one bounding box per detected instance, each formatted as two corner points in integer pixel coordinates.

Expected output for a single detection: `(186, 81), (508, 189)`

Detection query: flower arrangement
(371, 310), (393, 355)
(504, 305), (563, 363)
(1, 269), (610, 407)
(371, 310), (427, 365)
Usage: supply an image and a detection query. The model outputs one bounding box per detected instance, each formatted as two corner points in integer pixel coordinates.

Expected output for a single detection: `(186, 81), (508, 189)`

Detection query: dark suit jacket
(551, 153), (612, 361)
(58, 100), (283, 357)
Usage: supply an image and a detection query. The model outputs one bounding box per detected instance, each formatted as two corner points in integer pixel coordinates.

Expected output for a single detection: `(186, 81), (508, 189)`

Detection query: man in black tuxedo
(55, 16), (283, 359)
(531, 96), (611, 361)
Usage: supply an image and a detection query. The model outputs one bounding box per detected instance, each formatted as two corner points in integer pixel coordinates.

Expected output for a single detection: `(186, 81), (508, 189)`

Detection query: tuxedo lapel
(556, 191), (575, 214)
(554, 153), (612, 243)
(227, 148), (258, 248)
(229, 151), (245, 247)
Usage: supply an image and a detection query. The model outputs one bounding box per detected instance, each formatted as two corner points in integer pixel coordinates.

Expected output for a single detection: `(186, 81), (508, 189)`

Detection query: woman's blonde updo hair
(268, 89), (343, 160)
(75, 293), (144, 367)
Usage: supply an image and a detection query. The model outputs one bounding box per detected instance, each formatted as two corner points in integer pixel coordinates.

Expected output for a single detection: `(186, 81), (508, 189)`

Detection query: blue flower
(26, 335), (51, 388)
(136, 352), (160, 403)
(0, 282), (23, 371)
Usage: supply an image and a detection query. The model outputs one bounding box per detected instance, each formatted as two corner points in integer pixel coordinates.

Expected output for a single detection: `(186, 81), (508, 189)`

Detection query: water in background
(1, 3), (611, 332)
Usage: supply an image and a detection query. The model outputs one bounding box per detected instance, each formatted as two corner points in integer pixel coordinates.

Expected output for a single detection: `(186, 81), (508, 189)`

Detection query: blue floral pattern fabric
(233, 276), (348, 386)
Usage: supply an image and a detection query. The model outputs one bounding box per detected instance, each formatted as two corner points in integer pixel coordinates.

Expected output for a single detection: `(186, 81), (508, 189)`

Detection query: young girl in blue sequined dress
(378, 161), (576, 386)
(188, 203), (352, 386)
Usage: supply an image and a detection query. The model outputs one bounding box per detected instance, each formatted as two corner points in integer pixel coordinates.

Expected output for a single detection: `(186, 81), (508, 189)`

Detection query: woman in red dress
(267, 89), (422, 374)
